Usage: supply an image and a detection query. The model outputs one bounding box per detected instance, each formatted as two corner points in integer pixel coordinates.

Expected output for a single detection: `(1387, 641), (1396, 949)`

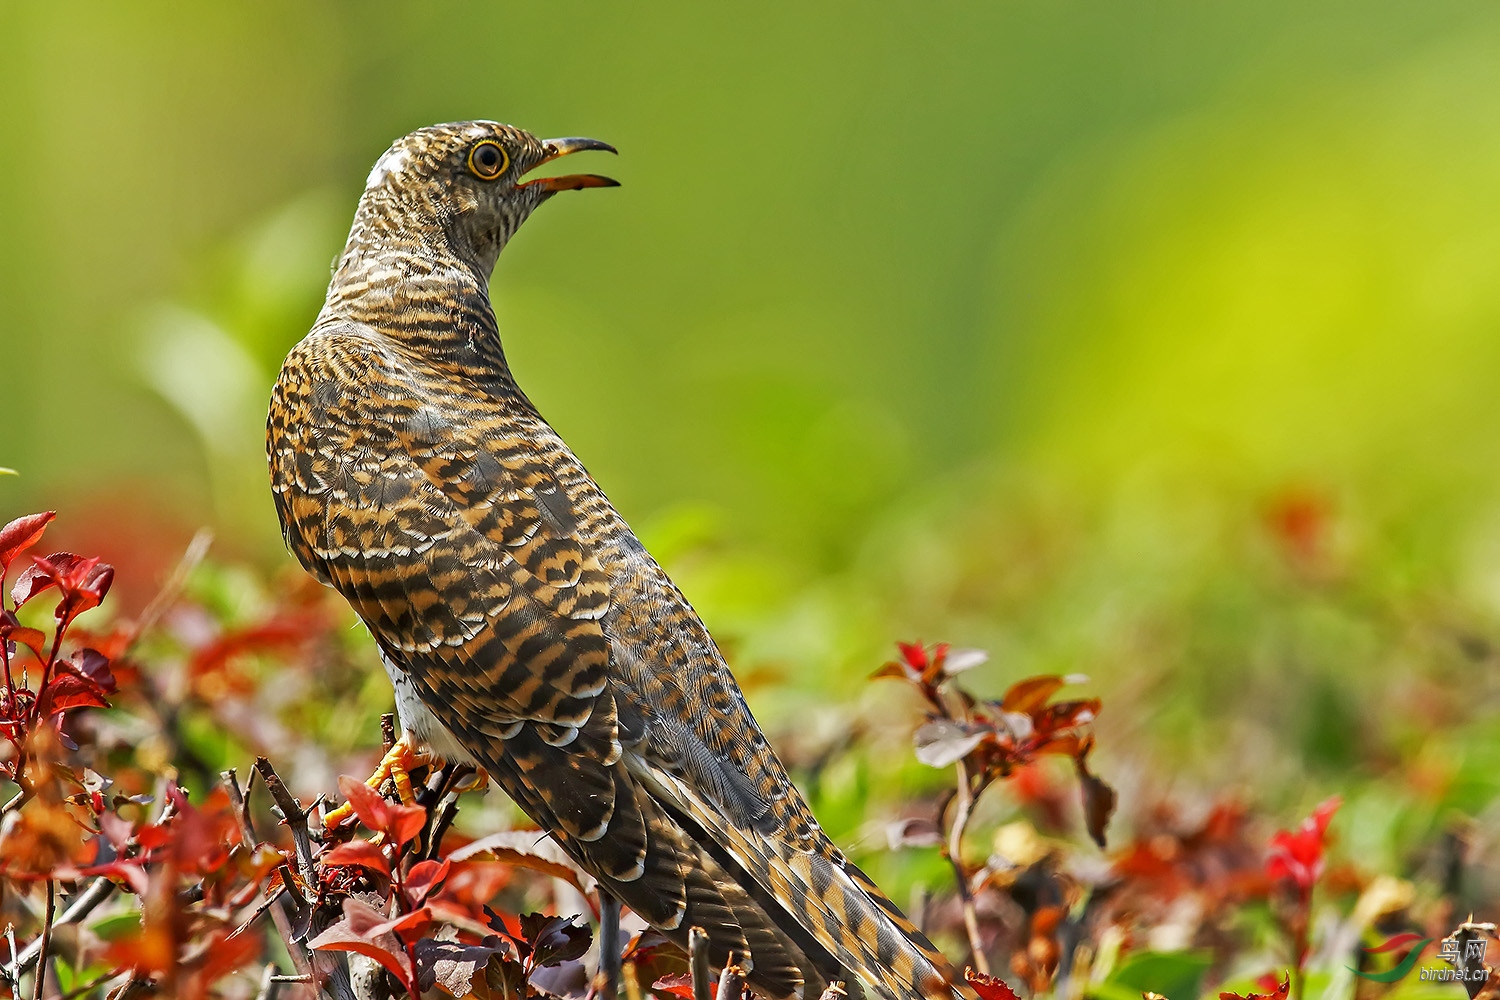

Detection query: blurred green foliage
(3, 1), (1500, 913)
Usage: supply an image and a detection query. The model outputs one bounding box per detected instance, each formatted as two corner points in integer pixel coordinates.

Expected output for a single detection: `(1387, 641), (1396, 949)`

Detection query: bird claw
(323, 733), (439, 830)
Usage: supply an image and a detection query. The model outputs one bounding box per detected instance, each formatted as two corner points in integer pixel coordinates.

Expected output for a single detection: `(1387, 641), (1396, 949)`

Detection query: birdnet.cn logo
(1348, 932), (1488, 984)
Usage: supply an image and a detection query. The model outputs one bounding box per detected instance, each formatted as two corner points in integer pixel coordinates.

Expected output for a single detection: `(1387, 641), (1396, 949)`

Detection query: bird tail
(633, 760), (968, 1000)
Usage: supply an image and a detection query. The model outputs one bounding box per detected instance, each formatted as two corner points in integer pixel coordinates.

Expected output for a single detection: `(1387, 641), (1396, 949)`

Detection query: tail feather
(629, 756), (966, 1000)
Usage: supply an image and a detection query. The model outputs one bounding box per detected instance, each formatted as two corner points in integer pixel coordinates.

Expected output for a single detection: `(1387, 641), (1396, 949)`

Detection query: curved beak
(520, 137), (620, 193)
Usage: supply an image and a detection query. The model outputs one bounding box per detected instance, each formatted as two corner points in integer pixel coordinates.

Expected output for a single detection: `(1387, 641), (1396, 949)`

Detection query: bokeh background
(4, 1), (1500, 910)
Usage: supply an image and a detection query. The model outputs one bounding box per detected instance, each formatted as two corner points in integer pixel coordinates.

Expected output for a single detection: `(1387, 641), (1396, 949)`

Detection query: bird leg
(324, 733), (438, 829)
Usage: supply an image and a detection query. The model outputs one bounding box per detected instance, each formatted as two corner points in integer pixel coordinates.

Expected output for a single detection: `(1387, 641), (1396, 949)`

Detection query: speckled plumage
(267, 121), (961, 1000)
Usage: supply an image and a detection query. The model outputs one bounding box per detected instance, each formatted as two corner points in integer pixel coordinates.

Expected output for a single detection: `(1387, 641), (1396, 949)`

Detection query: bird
(267, 120), (963, 1000)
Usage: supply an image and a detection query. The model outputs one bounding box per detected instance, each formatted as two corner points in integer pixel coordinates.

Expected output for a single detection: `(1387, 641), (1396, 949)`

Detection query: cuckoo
(267, 121), (962, 1000)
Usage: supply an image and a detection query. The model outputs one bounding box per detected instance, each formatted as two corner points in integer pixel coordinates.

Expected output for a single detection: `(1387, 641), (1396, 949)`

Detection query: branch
(595, 893), (621, 1000)
(714, 957), (748, 1000)
(225, 769), (317, 997)
(29, 880), (54, 1000)
(1, 876), (116, 985)
(946, 757), (988, 975)
(688, 926), (712, 1000)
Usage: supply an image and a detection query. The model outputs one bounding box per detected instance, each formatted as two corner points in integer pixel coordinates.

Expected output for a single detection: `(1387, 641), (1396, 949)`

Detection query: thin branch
(946, 757), (988, 975)
(124, 529), (213, 655)
(57, 968), (119, 1000)
(223, 768), (318, 1000)
(714, 958), (748, 1000)
(2, 876), (116, 984)
(253, 757), (318, 891)
(595, 893), (621, 1000)
(688, 927), (712, 1000)
(247, 759), (360, 1000)
(255, 963), (281, 1000)
(30, 880), (54, 1000)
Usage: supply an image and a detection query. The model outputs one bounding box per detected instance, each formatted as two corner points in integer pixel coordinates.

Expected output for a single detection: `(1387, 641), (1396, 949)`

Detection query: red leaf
(67, 647), (117, 693)
(338, 775), (392, 831)
(652, 972), (697, 1000)
(1267, 797), (1341, 893)
(389, 802), (427, 848)
(387, 905), (435, 944)
(965, 967), (1022, 1000)
(13, 553), (114, 625)
(1221, 973), (1291, 1000)
(309, 897), (413, 988)
(0, 512), (54, 574)
(0, 611), (46, 657)
(77, 857), (151, 896)
(322, 839), (391, 878)
(39, 671), (110, 716)
(1001, 675), (1067, 714)
(406, 857), (451, 907)
(336, 775), (426, 846)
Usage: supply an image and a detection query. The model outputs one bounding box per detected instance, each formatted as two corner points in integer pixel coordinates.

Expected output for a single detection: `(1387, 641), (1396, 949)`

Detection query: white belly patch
(378, 647), (480, 766)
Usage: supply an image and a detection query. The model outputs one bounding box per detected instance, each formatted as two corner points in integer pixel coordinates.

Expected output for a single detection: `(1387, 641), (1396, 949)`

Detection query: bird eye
(467, 140), (509, 180)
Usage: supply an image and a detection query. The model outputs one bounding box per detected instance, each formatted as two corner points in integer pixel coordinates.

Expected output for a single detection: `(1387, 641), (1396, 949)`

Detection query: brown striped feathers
(267, 121), (964, 1000)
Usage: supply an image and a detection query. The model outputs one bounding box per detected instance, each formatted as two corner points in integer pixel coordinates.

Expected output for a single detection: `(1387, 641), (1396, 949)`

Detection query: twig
(124, 528), (213, 654)
(714, 958), (748, 1000)
(595, 893), (621, 1000)
(818, 985), (848, 1000)
(947, 757), (988, 975)
(688, 927), (712, 1000)
(255, 963), (281, 1000)
(57, 968), (119, 1000)
(248, 759), (361, 1000)
(253, 757), (321, 892)
(30, 880), (54, 1000)
(223, 769), (318, 1000)
(227, 886), (289, 940)
(2, 876), (117, 984)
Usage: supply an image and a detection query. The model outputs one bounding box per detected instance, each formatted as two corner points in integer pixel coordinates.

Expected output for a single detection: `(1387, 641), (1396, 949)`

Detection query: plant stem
(947, 756), (988, 975)
(30, 880), (54, 1000)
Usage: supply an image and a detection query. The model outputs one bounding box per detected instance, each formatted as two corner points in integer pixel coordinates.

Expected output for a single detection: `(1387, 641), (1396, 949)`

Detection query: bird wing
(269, 323), (960, 1000)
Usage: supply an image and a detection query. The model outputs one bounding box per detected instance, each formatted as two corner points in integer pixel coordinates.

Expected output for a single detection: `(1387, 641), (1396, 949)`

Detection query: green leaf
(91, 912), (143, 941)
(1097, 951), (1213, 1000)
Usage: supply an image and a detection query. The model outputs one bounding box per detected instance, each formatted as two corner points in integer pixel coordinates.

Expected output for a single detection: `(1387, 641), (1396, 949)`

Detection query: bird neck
(320, 246), (516, 378)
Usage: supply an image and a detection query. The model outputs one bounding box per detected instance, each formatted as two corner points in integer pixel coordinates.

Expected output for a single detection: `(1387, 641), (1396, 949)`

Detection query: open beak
(520, 137), (619, 193)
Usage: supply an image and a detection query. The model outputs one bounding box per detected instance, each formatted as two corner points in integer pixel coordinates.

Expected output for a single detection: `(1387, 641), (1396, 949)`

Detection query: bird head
(352, 120), (617, 274)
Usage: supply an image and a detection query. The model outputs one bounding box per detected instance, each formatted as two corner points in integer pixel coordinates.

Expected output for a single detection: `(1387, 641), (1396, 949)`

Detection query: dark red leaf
(322, 839), (391, 878)
(39, 671), (111, 715)
(67, 647), (117, 693)
(965, 967), (1022, 1000)
(520, 912), (592, 968)
(1075, 743), (1116, 849)
(11, 563), (53, 608)
(308, 897), (413, 988)
(652, 972), (697, 1000)
(13, 553), (114, 625)
(0, 512), (54, 574)
(414, 935), (514, 996)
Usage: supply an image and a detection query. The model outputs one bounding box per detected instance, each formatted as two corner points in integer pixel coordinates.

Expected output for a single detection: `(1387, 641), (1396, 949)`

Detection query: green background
(3, 2), (1500, 892)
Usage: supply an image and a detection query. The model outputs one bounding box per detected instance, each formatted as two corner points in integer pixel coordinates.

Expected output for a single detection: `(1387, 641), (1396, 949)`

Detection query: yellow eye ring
(467, 140), (509, 180)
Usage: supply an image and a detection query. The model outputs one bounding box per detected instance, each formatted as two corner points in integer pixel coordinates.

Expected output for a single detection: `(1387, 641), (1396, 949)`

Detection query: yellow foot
(324, 734), (441, 830)
(452, 765), (491, 795)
